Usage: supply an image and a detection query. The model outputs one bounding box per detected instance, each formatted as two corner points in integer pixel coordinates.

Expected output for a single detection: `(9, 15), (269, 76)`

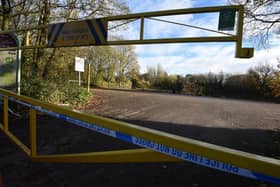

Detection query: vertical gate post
(3, 96), (9, 131)
(29, 108), (37, 157)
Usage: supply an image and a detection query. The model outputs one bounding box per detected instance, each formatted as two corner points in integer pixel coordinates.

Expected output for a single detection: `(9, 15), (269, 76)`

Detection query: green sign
(218, 9), (236, 31)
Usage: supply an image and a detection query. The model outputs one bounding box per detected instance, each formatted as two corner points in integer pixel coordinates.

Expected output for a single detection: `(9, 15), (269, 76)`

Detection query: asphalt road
(84, 89), (280, 157)
(87, 89), (280, 131)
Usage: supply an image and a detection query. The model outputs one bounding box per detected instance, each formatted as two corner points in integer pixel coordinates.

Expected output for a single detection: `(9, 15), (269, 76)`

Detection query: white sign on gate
(75, 57), (85, 72)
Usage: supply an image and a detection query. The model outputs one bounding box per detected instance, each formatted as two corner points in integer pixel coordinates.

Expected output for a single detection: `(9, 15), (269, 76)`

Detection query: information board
(0, 34), (17, 48)
(75, 57), (85, 72)
(48, 18), (108, 47)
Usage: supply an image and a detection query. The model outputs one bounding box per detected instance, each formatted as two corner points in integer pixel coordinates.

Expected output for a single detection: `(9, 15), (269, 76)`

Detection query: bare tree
(229, 0), (280, 46)
(1, 0), (130, 77)
(115, 45), (138, 88)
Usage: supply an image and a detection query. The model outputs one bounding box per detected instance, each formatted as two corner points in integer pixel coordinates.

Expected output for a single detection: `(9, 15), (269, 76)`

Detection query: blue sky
(121, 0), (280, 75)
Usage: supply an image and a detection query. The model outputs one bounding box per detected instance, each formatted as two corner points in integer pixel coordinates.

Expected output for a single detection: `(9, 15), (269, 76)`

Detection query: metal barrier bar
(30, 103), (280, 184)
(0, 5), (242, 35)
(107, 36), (237, 45)
(0, 36), (238, 51)
(29, 108), (37, 157)
(0, 88), (279, 184)
(0, 124), (31, 156)
(3, 96), (8, 132)
(106, 5), (242, 20)
(32, 148), (180, 163)
(0, 5), (253, 58)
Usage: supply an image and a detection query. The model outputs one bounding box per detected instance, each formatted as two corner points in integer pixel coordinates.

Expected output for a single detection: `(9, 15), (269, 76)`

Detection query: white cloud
(144, 15), (194, 39)
(124, 0), (280, 75)
(127, 0), (192, 12)
(135, 44), (184, 56)
(137, 44), (280, 75)
(119, 0), (234, 40)
(111, 0), (193, 40)
(138, 55), (185, 73)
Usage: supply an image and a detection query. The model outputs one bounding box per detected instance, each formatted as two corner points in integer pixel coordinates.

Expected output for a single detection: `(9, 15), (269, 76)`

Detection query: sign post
(13, 33), (22, 95)
(87, 62), (91, 93)
(0, 33), (21, 94)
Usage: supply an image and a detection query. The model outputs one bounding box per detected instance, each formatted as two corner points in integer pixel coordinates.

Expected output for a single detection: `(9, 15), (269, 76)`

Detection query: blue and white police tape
(8, 97), (280, 185)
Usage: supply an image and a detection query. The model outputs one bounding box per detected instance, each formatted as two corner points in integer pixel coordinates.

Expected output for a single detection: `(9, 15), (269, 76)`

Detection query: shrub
(21, 77), (92, 106)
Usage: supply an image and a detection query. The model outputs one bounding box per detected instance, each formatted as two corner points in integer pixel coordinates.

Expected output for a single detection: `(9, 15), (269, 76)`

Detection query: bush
(63, 84), (92, 106)
(21, 77), (53, 100)
(21, 77), (92, 106)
